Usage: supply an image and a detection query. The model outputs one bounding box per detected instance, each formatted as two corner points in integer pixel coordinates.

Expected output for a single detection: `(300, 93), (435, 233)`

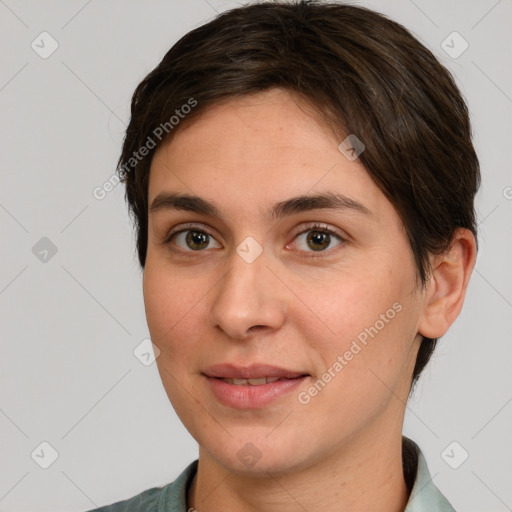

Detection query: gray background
(1, 0), (511, 510)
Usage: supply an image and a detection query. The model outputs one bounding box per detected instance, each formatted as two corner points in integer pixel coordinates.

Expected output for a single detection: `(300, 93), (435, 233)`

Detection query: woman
(89, 1), (479, 510)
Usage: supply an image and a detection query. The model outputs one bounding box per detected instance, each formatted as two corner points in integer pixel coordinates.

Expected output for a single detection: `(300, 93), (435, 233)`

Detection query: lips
(203, 363), (310, 408)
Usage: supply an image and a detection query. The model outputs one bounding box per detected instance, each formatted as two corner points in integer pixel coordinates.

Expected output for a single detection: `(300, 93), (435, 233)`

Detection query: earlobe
(418, 228), (477, 339)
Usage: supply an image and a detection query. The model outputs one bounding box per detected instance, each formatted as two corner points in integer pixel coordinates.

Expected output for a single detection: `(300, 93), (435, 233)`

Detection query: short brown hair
(117, 0), (480, 390)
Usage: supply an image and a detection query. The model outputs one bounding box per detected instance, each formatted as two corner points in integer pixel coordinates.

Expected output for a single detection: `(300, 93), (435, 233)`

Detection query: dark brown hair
(117, 0), (480, 391)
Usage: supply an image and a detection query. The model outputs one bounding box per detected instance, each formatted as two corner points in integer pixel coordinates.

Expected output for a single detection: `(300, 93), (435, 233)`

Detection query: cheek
(143, 260), (202, 363)
(292, 265), (401, 345)
(144, 256), (201, 332)
(143, 262), (206, 417)
(293, 261), (417, 388)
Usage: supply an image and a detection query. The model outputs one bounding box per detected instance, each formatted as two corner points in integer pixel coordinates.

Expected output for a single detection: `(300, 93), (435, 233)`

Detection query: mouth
(203, 363), (310, 408)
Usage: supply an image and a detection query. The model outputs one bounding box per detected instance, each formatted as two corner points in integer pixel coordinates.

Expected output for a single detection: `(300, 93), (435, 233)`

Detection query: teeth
(232, 378), (249, 385)
(223, 376), (282, 385)
(248, 377), (267, 385)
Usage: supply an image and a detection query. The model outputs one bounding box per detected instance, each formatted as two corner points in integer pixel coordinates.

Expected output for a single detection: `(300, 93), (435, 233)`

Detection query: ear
(418, 228), (477, 339)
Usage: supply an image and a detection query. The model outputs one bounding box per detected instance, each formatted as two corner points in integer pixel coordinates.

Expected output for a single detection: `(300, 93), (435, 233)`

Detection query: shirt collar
(403, 436), (456, 511)
(162, 436), (455, 511)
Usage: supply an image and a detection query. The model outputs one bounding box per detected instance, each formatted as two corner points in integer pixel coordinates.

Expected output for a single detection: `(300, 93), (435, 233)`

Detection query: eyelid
(162, 221), (347, 255)
(293, 222), (344, 240)
(291, 222), (347, 242)
(163, 222), (219, 245)
(287, 222), (347, 255)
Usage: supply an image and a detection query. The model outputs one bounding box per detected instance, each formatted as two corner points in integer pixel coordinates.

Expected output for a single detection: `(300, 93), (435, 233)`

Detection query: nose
(208, 248), (287, 340)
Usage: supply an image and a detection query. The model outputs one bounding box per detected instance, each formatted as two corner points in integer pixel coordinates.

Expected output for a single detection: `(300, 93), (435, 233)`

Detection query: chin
(199, 430), (317, 477)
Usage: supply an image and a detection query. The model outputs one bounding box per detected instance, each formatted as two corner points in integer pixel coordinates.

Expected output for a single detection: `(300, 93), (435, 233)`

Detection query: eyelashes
(163, 222), (347, 257)
(291, 223), (344, 254)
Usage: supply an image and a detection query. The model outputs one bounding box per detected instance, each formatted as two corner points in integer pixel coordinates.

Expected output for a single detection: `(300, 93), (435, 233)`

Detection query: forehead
(148, 88), (388, 219)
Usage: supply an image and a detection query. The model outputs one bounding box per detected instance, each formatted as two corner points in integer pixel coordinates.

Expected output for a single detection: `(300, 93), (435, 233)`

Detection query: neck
(188, 427), (410, 512)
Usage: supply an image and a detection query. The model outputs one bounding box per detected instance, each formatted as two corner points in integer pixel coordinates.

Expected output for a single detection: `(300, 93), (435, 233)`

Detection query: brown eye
(169, 228), (222, 251)
(306, 230), (331, 251)
(293, 225), (344, 254)
(185, 231), (210, 250)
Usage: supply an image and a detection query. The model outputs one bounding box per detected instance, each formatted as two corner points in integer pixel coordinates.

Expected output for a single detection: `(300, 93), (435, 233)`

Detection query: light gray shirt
(87, 436), (456, 511)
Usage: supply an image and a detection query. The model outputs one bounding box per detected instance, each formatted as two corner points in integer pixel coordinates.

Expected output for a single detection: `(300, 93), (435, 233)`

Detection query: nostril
(248, 325), (266, 332)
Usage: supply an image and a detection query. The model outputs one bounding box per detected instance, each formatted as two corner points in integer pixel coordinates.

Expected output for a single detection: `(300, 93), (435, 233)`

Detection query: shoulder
(85, 485), (164, 512)
(84, 460), (198, 512)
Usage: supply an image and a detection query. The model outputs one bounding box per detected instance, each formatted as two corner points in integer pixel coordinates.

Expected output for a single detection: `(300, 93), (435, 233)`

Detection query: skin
(143, 87), (476, 512)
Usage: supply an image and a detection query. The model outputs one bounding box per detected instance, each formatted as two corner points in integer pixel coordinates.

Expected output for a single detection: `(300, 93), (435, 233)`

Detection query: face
(144, 88), (427, 475)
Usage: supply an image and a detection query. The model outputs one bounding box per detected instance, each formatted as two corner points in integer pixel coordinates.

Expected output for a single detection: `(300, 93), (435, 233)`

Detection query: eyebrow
(148, 192), (373, 219)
